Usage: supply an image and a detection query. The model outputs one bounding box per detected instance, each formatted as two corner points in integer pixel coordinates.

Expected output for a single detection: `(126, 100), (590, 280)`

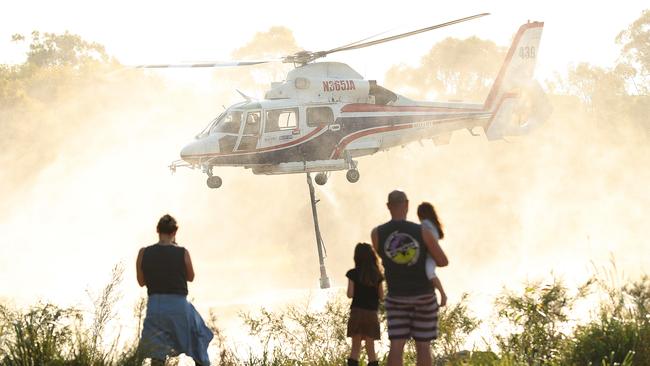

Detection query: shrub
(0, 263), (142, 366)
(240, 295), (349, 365)
(494, 278), (590, 365)
(0, 303), (77, 366)
(568, 275), (650, 365)
(433, 293), (481, 361)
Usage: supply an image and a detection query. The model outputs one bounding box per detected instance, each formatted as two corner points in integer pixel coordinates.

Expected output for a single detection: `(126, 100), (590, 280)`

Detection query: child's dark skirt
(347, 307), (381, 340)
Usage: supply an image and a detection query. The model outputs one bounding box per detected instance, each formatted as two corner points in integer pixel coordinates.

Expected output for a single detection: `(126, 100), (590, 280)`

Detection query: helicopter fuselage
(179, 97), (491, 175)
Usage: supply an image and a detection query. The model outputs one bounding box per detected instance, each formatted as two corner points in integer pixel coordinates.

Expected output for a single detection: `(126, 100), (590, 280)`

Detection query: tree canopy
(384, 36), (506, 102)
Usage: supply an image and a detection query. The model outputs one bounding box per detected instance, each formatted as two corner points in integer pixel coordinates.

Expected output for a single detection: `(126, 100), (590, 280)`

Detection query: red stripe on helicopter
(183, 125), (327, 158)
(483, 22), (544, 110)
(332, 93), (519, 159)
(341, 104), (481, 113)
(331, 124), (412, 159)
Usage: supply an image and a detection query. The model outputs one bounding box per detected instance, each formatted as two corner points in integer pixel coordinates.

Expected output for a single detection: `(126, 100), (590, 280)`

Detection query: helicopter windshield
(196, 103), (261, 139)
(196, 112), (224, 139)
(209, 111), (243, 134)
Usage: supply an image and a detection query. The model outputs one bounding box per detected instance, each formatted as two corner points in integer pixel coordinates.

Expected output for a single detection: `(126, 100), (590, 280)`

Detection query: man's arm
(136, 248), (146, 287)
(371, 227), (379, 252)
(422, 228), (448, 267)
(184, 249), (195, 282)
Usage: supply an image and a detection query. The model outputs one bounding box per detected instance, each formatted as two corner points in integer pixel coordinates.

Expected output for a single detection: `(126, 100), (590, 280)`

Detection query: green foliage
(433, 293), (480, 360)
(570, 316), (637, 365)
(459, 351), (499, 365)
(1, 273), (649, 366)
(569, 276), (650, 365)
(0, 303), (77, 366)
(0, 264), (141, 366)
(494, 278), (590, 365)
(240, 295), (349, 365)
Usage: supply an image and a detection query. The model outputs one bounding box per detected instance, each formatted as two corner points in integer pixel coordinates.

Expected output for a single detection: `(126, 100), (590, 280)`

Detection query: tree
(551, 9), (649, 134)
(384, 36), (506, 102)
(0, 30), (158, 201)
(12, 30), (110, 69)
(561, 62), (636, 122)
(616, 9), (650, 92)
(212, 26), (300, 101)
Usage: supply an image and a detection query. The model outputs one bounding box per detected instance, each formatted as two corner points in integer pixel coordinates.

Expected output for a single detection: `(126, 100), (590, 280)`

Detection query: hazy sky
(1, 0), (647, 83)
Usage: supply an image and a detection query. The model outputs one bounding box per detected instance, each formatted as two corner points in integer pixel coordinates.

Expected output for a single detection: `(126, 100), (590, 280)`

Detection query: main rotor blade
(323, 13), (490, 56)
(326, 27), (399, 54)
(133, 60), (278, 69)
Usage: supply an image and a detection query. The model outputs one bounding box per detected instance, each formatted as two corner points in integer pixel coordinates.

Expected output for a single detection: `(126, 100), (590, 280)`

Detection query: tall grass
(238, 296), (349, 365)
(0, 267), (648, 365)
(0, 263), (143, 366)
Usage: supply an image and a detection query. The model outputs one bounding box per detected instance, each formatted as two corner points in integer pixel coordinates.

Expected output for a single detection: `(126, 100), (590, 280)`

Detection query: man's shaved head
(387, 190), (409, 220)
(387, 190), (408, 205)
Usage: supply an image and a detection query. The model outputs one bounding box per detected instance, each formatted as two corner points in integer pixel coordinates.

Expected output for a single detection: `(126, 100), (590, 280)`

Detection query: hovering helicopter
(140, 13), (549, 189)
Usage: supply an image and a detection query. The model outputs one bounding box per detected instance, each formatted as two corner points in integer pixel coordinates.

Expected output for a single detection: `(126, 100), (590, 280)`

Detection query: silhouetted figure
(136, 214), (213, 366)
(371, 191), (449, 366)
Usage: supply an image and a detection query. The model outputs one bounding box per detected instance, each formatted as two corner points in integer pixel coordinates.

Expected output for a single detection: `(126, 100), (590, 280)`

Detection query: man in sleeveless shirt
(371, 191), (449, 366)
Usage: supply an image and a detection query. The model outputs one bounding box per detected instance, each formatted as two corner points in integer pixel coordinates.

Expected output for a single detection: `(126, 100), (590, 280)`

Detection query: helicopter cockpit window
(210, 111), (242, 134)
(243, 111), (261, 135)
(307, 107), (334, 127)
(265, 109), (298, 133)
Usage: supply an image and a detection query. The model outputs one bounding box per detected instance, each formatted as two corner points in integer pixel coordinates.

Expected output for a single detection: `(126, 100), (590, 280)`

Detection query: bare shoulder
(139, 244), (153, 252)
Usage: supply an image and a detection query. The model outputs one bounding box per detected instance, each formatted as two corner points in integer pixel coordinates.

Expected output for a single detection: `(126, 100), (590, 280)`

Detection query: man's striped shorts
(384, 293), (439, 342)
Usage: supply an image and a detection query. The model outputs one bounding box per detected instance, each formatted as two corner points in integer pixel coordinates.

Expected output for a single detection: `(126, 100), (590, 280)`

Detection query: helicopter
(139, 14), (549, 189)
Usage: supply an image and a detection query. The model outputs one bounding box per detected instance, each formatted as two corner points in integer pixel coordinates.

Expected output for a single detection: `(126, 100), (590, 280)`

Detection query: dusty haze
(0, 24), (648, 351)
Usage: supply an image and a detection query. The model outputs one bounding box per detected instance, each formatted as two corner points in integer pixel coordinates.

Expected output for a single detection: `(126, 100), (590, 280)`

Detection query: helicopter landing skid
(306, 172), (331, 289)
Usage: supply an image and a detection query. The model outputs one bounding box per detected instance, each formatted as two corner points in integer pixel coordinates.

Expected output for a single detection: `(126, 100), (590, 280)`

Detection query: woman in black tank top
(135, 215), (213, 366)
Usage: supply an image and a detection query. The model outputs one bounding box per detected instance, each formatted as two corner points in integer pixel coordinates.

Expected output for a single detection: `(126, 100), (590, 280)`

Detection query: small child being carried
(417, 202), (447, 307)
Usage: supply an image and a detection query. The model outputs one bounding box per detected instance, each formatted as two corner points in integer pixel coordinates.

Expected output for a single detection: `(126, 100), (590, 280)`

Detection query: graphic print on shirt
(384, 231), (421, 266)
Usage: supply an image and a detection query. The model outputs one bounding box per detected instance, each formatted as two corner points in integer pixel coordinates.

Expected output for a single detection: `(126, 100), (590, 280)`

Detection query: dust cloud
(0, 27), (648, 347)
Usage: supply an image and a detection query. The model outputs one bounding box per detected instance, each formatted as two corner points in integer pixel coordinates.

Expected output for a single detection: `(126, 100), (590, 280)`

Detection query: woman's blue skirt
(138, 294), (213, 365)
